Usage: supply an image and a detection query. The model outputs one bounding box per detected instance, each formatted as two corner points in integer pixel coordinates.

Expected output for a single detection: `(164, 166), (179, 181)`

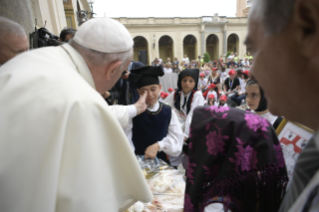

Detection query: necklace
(229, 78), (233, 89)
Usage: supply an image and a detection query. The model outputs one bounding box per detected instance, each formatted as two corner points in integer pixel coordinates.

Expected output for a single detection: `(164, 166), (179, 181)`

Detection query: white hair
(250, 0), (296, 35)
(0, 16), (26, 38)
(69, 39), (133, 70)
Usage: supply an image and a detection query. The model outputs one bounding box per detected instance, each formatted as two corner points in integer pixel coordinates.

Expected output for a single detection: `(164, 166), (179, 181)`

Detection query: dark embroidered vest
(174, 89), (197, 115)
(132, 102), (172, 162)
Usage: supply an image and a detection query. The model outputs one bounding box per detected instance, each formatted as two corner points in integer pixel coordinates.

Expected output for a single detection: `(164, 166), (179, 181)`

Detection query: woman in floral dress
(184, 106), (288, 212)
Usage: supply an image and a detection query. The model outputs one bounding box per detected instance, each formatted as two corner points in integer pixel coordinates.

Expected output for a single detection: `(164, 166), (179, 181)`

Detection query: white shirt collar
(147, 101), (160, 112)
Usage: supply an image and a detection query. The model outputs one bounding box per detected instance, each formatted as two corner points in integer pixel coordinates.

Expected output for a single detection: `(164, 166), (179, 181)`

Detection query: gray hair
(0, 16), (26, 38)
(69, 39), (133, 70)
(250, 0), (296, 35)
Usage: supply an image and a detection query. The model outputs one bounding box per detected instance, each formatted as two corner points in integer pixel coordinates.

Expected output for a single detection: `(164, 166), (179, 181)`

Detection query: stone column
(201, 24), (205, 56)
(0, 0), (34, 36)
(223, 25), (227, 58)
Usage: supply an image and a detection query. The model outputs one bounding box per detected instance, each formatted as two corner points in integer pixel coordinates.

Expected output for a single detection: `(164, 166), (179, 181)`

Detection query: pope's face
(105, 58), (132, 92)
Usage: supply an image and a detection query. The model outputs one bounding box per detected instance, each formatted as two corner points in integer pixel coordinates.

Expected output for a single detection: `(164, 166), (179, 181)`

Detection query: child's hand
(145, 143), (160, 159)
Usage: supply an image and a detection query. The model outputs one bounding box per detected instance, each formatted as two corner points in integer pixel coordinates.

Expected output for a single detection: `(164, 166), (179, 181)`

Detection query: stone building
(0, 0), (91, 37)
(236, 0), (252, 17)
(113, 14), (248, 65)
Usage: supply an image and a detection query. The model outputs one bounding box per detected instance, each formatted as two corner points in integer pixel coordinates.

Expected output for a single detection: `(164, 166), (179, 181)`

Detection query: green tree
(203, 52), (211, 63)
(226, 51), (231, 59)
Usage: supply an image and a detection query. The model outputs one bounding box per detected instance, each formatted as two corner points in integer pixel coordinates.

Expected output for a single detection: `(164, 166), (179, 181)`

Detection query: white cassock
(0, 44), (152, 212)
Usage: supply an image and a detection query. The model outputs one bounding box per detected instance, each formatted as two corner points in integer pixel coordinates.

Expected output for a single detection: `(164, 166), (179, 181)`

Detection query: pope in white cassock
(0, 18), (152, 212)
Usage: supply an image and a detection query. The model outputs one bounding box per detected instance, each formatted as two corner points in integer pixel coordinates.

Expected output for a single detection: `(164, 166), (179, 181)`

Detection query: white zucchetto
(74, 18), (133, 53)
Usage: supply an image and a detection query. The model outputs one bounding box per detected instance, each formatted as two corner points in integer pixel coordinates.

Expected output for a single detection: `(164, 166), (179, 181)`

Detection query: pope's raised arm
(109, 91), (148, 128)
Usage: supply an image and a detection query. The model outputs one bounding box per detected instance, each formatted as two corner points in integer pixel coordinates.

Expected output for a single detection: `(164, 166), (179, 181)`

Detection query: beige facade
(236, 0), (252, 17)
(0, 0), (91, 38)
(36, 0), (92, 35)
(113, 15), (248, 65)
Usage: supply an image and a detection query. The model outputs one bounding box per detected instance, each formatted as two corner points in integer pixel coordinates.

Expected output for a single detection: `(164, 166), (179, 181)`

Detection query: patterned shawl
(184, 106), (288, 212)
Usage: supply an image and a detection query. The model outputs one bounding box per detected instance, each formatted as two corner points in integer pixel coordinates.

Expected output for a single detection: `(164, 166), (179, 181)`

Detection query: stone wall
(0, 0), (34, 35)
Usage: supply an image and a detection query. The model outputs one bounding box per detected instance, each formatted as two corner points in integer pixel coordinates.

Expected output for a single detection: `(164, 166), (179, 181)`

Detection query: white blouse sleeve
(157, 109), (184, 157)
(163, 91), (175, 107)
(184, 91), (205, 138)
(204, 203), (232, 212)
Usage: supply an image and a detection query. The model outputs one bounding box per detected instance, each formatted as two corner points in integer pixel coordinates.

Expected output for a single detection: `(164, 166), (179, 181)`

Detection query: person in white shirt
(128, 66), (183, 163)
(219, 67), (228, 86)
(0, 17), (29, 66)
(206, 84), (218, 102)
(227, 52), (235, 60)
(241, 57), (250, 68)
(198, 72), (208, 91)
(163, 63), (173, 74)
(164, 69), (205, 167)
(182, 54), (190, 64)
(0, 18), (152, 212)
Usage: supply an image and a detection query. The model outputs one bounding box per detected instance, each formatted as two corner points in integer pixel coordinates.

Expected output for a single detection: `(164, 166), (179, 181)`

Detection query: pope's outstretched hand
(134, 91), (148, 115)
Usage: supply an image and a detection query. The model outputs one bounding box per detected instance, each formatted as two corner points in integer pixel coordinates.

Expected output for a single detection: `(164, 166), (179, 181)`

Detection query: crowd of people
(1, 0), (319, 210)
(150, 51), (253, 76)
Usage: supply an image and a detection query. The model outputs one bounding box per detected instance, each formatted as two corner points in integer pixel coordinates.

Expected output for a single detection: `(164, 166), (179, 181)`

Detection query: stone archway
(227, 34), (239, 54)
(206, 34), (219, 61)
(133, 36), (149, 65)
(183, 35), (197, 62)
(158, 35), (174, 63)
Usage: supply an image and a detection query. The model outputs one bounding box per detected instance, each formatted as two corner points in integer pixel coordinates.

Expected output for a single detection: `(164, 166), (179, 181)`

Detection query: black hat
(177, 69), (199, 90)
(129, 66), (164, 89)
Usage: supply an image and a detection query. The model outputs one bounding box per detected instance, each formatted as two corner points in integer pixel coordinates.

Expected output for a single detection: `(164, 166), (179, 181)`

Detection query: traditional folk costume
(128, 66), (184, 163)
(250, 81), (283, 130)
(185, 106), (288, 212)
(0, 17), (152, 212)
(164, 69), (205, 166)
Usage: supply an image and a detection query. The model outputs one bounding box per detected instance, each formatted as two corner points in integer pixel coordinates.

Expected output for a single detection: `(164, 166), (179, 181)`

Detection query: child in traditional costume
(128, 66), (184, 163)
(164, 69), (205, 167)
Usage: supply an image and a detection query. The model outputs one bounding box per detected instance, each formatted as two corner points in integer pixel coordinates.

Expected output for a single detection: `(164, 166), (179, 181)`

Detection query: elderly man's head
(69, 18), (133, 94)
(247, 0), (319, 129)
(0, 17), (29, 65)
